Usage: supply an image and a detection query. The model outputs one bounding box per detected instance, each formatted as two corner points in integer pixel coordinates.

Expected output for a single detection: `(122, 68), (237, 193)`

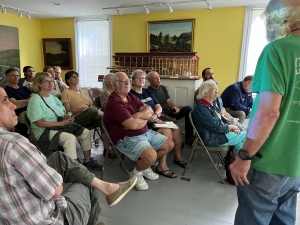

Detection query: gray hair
(146, 71), (157, 82)
(196, 79), (217, 100)
(131, 70), (146, 80)
(103, 73), (114, 88)
(112, 72), (127, 89)
(263, 0), (300, 41)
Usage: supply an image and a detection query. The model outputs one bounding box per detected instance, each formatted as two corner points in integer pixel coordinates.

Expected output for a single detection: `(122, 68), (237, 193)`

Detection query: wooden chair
(100, 118), (130, 179)
(183, 111), (228, 184)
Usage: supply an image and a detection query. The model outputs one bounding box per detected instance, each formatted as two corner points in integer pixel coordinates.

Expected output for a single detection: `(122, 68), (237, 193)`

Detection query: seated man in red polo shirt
(104, 72), (175, 191)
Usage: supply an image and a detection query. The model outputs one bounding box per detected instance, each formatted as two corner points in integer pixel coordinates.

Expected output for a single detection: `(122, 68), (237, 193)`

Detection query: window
(75, 17), (111, 88)
(239, 6), (267, 80)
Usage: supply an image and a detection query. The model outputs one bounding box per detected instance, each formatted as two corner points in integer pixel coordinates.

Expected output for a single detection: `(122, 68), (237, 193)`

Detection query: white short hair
(196, 79), (216, 100)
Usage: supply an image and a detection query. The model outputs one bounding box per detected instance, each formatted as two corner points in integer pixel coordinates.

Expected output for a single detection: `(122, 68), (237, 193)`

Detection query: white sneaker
(141, 167), (159, 180)
(130, 171), (149, 191)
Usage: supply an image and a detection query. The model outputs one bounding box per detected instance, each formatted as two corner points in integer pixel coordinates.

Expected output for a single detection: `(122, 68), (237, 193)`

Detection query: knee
(166, 138), (174, 151)
(82, 128), (91, 138)
(141, 149), (157, 165)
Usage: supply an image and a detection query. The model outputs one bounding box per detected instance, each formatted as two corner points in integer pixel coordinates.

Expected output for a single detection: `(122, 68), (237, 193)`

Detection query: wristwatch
(238, 149), (255, 160)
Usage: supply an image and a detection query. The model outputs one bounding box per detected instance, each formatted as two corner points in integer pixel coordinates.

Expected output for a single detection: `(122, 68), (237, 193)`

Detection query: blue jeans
(234, 168), (300, 225)
(219, 131), (246, 153)
(163, 106), (193, 137)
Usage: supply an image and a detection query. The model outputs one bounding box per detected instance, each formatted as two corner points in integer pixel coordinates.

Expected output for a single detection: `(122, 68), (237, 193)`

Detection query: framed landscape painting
(42, 38), (73, 70)
(0, 25), (20, 81)
(147, 19), (195, 52)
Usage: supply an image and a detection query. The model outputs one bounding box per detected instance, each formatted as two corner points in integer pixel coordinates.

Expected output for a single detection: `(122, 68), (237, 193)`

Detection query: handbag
(224, 146), (236, 185)
(39, 95), (64, 121)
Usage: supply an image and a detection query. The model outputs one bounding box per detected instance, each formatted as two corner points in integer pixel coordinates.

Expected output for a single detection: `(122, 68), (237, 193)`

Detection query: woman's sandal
(156, 169), (178, 178)
(173, 159), (189, 169)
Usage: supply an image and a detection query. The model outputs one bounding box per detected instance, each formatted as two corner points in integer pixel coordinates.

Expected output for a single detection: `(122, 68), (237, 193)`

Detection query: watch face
(239, 150), (247, 159)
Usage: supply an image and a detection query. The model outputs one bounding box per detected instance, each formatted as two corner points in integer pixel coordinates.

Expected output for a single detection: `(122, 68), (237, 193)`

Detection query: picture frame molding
(147, 19), (195, 52)
(42, 38), (73, 70)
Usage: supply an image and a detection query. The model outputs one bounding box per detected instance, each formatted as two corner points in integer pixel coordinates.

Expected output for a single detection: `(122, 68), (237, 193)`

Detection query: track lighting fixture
(205, 1), (212, 10)
(144, 6), (150, 14)
(1, 5), (6, 14)
(166, 4), (173, 13)
(18, 10), (23, 17)
(116, 8), (121, 16)
(103, 0), (212, 14)
(0, 4), (42, 18)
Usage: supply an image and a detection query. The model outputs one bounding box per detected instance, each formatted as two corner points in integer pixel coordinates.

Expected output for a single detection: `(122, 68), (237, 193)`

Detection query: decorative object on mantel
(42, 38), (73, 70)
(107, 52), (199, 76)
(102, 0), (212, 15)
(147, 19), (195, 52)
(0, 4), (42, 18)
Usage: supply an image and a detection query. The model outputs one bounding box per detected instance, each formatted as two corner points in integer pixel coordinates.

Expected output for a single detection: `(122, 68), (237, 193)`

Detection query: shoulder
(0, 129), (28, 157)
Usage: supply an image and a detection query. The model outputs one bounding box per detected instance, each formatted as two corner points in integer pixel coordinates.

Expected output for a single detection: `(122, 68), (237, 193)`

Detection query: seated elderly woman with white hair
(192, 79), (246, 152)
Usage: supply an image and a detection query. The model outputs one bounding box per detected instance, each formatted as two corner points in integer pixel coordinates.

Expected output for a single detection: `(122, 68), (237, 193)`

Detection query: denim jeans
(163, 105), (193, 137)
(234, 168), (300, 225)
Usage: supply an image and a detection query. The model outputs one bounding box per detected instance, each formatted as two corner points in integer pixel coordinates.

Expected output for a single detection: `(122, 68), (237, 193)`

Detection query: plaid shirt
(0, 128), (66, 225)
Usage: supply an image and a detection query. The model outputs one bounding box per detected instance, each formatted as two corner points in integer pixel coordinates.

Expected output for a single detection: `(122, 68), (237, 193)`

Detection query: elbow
(51, 184), (63, 200)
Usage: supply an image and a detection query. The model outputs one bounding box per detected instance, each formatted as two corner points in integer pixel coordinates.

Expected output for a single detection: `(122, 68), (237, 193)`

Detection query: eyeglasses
(71, 75), (79, 78)
(116, 79), (130, 83)
(134, 77), (145, 80)
(42, 80), (55, 84)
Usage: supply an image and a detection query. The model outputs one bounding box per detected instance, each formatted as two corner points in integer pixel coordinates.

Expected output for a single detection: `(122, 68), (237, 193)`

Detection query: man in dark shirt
(147, 71), (195, 145)
(18, 66), (35, 91)
(221, 75), (253, 124)
(4, 68), (33, 137)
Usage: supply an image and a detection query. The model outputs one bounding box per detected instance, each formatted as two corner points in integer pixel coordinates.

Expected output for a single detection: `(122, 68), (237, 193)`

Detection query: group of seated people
(0, 65), (253, 223)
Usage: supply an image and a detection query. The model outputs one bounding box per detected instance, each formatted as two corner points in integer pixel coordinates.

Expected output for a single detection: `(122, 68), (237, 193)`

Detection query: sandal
(156, 169), (178, 178)
(173, 159), (189, 169)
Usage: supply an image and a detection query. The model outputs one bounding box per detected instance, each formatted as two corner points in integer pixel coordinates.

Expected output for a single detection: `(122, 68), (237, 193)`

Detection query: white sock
(132, 167), (142, 175)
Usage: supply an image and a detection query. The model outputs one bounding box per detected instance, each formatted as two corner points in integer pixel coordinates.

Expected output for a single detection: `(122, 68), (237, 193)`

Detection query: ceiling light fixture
(50, 2), (61, 5)
(144, 5), (150, 14)
(0, 4), (42, 17)
(166, 4), (173, 13)
(1, 5), (6, 14)
(103, 0), (211, 14)
(205, 1), (212, 10)
(116, 8), (121, 16)
(18, 10), (23, 17)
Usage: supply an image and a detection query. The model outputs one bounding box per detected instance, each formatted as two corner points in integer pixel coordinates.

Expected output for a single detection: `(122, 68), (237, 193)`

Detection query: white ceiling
(0, 0), (268, 19)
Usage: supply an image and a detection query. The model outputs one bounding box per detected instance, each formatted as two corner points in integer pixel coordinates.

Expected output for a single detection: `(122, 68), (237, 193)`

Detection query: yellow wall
(112, 7), (245, 92)
(0, 13), (43, 73)
(41, 18), (75, 80)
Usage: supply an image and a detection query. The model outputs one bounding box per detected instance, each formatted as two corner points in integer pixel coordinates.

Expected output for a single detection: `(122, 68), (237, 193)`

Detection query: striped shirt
(0, 128), (66, 225)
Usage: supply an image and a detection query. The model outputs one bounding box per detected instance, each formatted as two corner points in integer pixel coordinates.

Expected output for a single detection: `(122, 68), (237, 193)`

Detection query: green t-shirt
(250, 35), (300, 177)
(26, 94), (65, 140)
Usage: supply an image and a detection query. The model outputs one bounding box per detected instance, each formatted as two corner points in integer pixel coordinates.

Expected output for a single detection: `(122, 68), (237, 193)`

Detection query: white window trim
(74, 15), (113, 88)
(238, 5), (266, 81)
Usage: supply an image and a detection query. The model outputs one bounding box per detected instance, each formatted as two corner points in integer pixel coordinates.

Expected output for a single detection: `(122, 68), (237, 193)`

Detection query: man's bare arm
(132, 104), (153, 120)
(122, 117), (148, 130)
(9, 98), (29, 109)
(243, 92), (281, 155)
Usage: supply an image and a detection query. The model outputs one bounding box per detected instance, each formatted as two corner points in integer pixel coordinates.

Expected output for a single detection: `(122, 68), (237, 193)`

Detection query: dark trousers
(47, 152), (101, 225)
(163, 105), (193, 137)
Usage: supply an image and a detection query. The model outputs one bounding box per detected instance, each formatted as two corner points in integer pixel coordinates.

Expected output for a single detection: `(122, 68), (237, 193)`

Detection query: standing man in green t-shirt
(230, 1), (300, 224)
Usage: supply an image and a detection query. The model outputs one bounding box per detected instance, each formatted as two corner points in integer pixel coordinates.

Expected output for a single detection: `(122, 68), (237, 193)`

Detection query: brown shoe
(105, 176), (137, 208)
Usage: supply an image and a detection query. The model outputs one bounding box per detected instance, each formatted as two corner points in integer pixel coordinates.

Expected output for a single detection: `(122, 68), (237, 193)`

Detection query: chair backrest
(94, 95), (101, 109)
(19, 112), (42, 152)
(189, 111), (206, 147)
(88, 88), (102, 100)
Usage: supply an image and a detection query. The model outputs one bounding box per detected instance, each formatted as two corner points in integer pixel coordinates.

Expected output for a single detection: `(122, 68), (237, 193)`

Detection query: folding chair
(88, 87), (102, 102)
(100, 118), (130, 179)
(87, 94), (102, 146)
(183, 111), (229, 184)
